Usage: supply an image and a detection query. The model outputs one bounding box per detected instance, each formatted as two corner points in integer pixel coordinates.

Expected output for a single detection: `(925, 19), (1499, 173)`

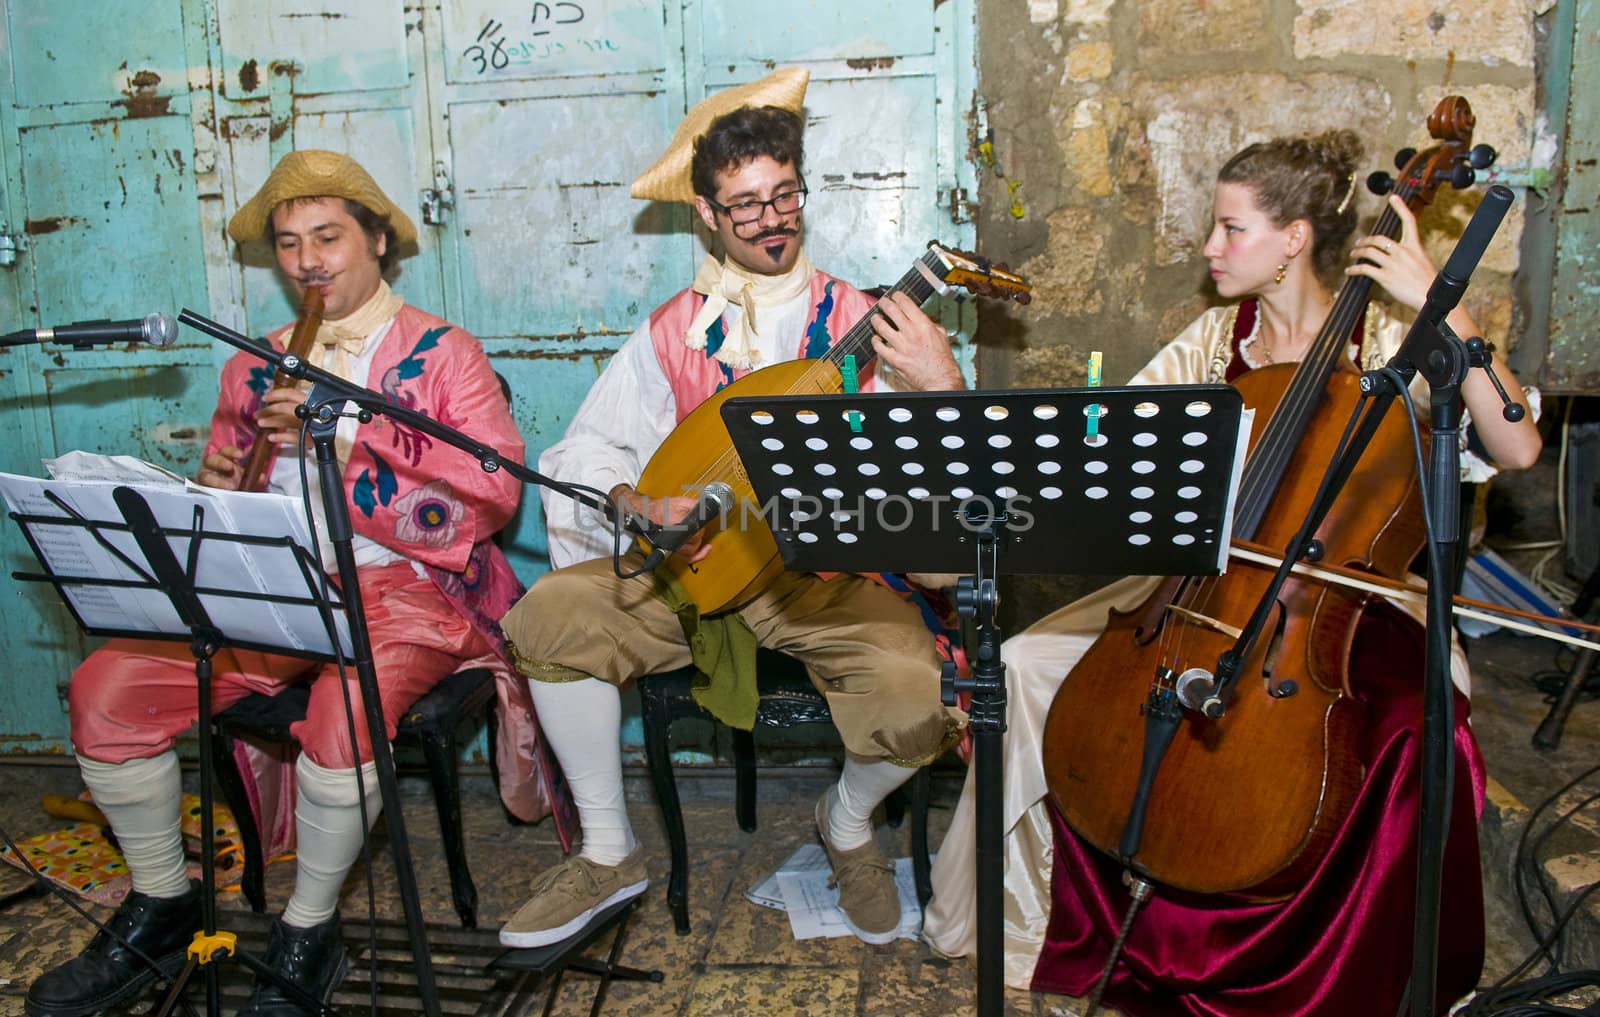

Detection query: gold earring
(1274, 262), (1287, 284)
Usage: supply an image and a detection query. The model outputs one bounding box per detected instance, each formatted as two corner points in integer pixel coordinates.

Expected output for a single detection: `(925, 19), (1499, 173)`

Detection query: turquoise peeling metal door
(0, 0), (217, 748)
(0, 0), (977, 750)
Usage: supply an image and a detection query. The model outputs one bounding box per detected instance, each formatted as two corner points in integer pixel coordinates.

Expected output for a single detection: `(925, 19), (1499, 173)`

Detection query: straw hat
(630, 67), (809, 204)
(227, 149), (418, 247)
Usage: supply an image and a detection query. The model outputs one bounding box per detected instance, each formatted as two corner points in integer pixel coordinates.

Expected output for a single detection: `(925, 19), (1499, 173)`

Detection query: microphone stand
(174, 308), (641, 1014)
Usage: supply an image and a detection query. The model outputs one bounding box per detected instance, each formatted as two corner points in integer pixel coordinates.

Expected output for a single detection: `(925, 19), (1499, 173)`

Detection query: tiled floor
(0, 624), (1596, 1017)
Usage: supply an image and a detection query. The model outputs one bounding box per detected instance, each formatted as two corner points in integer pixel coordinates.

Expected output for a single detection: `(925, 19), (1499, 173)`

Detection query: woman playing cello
(921, 129), (1540, 1014)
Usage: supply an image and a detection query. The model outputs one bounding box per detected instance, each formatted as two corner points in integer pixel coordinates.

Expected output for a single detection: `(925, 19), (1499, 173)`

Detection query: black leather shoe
(237, 917), (347, 1017)
(25, 881), (202, 1017)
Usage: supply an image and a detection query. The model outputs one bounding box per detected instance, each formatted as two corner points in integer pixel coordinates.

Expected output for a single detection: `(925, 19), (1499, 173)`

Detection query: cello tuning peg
(1366, 171), (1394, 196)
(1450, 162), (1477, 190)
(1393, 147), (1417, 170)
(1469, 143), (1497, 170)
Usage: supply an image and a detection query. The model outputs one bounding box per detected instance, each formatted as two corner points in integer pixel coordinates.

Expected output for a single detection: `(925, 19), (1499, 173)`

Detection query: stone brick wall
(972, 0), (1551, 627)
(975, 0), (1547, 393)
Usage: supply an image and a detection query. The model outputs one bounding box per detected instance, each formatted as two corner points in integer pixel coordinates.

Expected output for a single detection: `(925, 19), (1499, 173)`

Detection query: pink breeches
(69, 562), (492, 768)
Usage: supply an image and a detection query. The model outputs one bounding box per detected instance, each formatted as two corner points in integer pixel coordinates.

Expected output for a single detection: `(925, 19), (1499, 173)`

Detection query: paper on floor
(745, 842), (926, 941)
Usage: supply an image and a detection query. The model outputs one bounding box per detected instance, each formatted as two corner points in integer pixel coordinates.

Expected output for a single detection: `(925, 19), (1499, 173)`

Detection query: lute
(634, 242), (1031, 614)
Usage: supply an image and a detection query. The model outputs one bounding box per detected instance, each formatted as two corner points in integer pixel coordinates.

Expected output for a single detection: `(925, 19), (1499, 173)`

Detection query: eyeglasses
(703, 185), (808, 226)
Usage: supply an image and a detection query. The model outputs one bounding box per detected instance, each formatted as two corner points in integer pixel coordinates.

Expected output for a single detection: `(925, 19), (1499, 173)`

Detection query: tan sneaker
(816, 792), (900, 945)
(498, 848), (649, 948)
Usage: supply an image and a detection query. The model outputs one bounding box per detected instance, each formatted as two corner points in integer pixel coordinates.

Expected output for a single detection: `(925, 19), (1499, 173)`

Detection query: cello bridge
(1163, 604), (1244, 641)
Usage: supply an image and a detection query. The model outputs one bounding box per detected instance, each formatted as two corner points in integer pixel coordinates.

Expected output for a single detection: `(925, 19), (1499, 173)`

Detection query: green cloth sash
(652, 570), (760, 730)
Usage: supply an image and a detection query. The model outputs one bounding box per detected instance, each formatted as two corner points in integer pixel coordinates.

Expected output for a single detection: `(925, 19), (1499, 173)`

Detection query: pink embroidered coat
(215, 303), (575, 845)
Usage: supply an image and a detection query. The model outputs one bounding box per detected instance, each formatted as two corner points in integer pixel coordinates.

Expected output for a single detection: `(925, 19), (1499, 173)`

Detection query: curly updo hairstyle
(1217, 129), (1365, 275)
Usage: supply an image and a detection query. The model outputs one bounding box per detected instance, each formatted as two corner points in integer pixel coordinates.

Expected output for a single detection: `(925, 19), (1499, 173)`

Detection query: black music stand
(720, 384), (1247, 1017)
(2, 476), (352, 1017)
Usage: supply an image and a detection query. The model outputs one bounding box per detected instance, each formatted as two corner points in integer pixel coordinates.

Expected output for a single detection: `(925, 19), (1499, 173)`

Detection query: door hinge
(420, 160), (455, 227)
(0, 231), (25, 268)
(945, 187), (971, 225)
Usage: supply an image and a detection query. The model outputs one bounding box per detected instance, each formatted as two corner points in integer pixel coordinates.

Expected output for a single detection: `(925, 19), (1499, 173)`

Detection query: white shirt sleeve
(538, 320), (678, 569)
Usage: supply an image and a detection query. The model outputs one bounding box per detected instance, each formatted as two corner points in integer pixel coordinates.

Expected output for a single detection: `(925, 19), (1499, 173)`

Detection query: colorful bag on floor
(0, 792), (245, 907)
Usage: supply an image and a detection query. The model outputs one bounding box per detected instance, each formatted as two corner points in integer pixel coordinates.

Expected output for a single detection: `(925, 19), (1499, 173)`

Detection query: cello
(1041, 97), (1498, 897)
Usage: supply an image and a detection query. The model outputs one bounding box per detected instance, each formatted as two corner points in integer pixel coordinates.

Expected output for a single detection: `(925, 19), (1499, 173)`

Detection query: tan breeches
(500, 557), (966, 766)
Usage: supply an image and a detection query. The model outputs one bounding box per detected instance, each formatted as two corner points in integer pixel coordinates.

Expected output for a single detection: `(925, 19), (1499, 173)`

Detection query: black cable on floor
(1464, 763), (1600, 1015)
(1457, 969), (1600, 1015)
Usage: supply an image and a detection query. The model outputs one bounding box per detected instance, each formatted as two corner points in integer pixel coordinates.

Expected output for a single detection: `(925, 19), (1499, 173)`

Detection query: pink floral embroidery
(392, 480), (464, 548)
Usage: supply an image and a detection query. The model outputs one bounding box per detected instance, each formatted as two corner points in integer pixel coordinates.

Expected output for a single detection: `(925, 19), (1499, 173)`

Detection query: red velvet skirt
(1032, 603), (1487, 1016)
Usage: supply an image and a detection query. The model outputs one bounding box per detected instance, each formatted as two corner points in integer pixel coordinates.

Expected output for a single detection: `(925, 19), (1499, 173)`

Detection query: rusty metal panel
(5, 111), (215, 751)
(214, 0), (409, 101)
(1540, 0), (1600, 392)
(441, 0), (667, 82)
(5, 0), (188, 109)
(0, 347), (82, 756)
(446, 90), (688, 339)
(0, 348), (215, 753)
(2, 2), (225, 750)
(19, 115), (208, 323)
(701, 0), (933, 63)
(40, 354), (216, 475)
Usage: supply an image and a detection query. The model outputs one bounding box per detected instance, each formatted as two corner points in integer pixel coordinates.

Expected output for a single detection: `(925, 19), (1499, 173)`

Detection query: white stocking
(78, 752), (190, 899)
(826, 753), (915, 851)
(525, 677), (636, 866)
(281, 756), (379, 928)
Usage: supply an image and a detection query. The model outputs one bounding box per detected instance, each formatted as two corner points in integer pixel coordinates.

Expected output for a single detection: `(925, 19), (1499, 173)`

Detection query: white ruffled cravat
(684, 252), (814, 369)
(299, 280), (404, 467)
(310, 279), (404, 379)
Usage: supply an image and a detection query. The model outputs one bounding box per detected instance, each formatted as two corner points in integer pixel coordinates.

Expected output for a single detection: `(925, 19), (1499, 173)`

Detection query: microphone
(1, 312), (179, 349)
(639, 482), (736, 571)
(1418, 184), (1514, 329)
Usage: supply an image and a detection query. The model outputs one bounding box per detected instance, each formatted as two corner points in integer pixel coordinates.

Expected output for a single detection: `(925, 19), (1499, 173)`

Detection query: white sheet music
(1, 453), (350, 658)
(746, 843), (925, 941)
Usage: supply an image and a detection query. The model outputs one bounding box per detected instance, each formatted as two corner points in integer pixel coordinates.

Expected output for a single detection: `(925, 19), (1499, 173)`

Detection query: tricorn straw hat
(630, 67), (809, 204)
(227, 149), (418, 248)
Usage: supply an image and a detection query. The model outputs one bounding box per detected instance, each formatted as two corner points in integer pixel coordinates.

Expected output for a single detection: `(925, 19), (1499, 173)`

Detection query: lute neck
(821, 248), (948, 369)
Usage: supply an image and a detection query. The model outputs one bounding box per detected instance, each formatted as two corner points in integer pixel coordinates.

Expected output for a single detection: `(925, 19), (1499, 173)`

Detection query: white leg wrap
(525, 677), (636, 866)
(827, 753), (915, 851)
(281, 756), (379, 928)
(78, 752), (190, 899)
